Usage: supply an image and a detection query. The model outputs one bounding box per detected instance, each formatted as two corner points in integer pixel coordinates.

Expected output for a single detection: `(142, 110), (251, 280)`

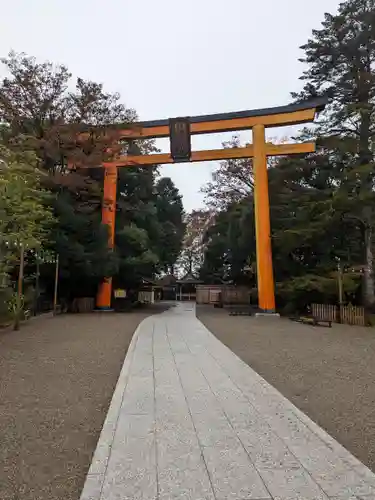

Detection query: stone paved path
(80, 303), (375, 500)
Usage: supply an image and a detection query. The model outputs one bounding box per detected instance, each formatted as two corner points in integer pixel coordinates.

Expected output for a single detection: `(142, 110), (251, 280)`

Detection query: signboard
(114, 289), (126, 298)
(169, 117), (191, 162)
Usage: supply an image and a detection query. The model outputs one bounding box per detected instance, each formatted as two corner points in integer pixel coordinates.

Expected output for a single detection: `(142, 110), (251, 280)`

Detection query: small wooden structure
(137, 278), (156, 304)
(176, 272), (203, 301)
(153, 274), (177, 301)
(138, 290), (155, 304)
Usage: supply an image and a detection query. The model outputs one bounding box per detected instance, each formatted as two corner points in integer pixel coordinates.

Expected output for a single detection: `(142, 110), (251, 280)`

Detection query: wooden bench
(228, 304), (253, 316)
(299, 316), (332, 327)
(312, 316), (332, 327)
(290, 315), (332, 327)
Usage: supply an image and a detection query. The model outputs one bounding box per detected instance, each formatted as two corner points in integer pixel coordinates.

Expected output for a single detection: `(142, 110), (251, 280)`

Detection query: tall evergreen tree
(154, 177), (184, 274)
(293, 0), (375, 307)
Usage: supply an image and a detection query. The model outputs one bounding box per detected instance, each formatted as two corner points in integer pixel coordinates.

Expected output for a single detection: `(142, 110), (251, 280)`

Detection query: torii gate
(82, 97), (326, 313)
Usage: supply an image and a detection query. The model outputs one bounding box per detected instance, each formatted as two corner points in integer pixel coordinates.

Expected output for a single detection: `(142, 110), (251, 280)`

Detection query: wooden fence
(196, 285), (251, 305)
(71, 297), (95, 313)
(311, 303), (337, 322)
(196, 285), (221, 304)
(340, 305), (366, 326)
(312, 303), (366, 326)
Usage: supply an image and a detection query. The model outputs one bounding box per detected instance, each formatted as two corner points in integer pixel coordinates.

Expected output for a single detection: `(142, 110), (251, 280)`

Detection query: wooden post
(253, 124), (276, 313)
(337, 258), (343, 323)
(53, 254), (59, 316)
(34, 253), (40, 316)
(338, 262), (343, 305)
(14, 244), (25, 330)
(96, 164), (118, 310)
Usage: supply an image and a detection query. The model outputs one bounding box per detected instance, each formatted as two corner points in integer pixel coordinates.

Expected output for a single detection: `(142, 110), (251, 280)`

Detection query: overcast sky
(1, 0), (340, 211)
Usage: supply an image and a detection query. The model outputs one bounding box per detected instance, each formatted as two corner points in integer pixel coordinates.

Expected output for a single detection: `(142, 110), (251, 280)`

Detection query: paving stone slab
(101, 438), (157, 500)
(258, 466), (329, 500)
(79, 473), (105, 500)
(158, 464), (215, 500)
(202, 445), (271, 500)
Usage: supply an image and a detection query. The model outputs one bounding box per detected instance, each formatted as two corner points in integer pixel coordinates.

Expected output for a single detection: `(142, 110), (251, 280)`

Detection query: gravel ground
(0, 306), (168, 500)
(196, 305), (375, 472)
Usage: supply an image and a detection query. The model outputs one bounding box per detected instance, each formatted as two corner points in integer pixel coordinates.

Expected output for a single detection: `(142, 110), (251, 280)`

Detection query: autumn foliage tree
(177, 210), (215, 276)
(201, 136), (252, 210)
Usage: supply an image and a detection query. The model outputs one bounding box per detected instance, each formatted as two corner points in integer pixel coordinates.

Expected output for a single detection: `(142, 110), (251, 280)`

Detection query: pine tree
(293, 0), (375, 307)
(154, 177), (185, 274)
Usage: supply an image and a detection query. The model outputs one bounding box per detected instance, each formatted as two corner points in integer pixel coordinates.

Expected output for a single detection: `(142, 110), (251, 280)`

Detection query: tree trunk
(358, 92), (374, 309)
(363, 222), (375, 309)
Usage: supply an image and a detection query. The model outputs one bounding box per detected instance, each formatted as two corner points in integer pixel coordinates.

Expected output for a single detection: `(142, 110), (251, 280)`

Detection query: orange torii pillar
(96, 164), (117, 310)
(253, 124), (275, 313)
